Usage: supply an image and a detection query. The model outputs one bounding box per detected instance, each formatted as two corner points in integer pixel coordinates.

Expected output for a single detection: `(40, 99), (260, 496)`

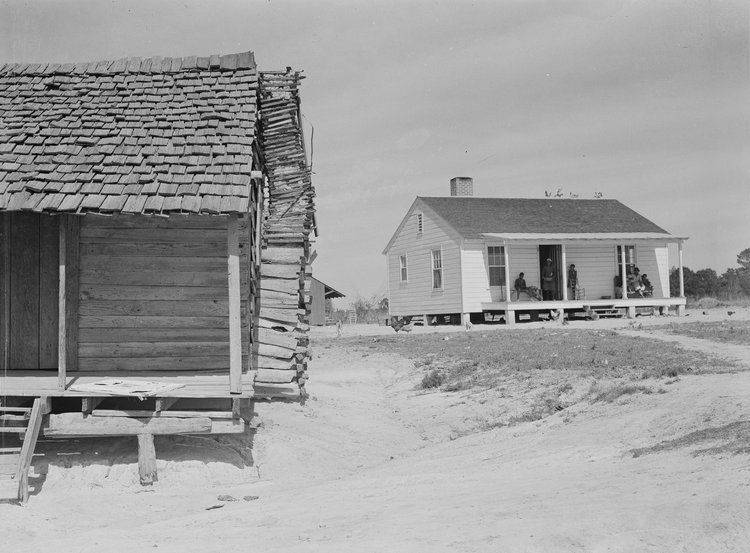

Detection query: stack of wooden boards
(255, 70), (315, 391)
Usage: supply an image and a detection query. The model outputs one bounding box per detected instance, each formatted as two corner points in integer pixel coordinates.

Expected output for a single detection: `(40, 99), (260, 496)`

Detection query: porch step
(0, 398), (45, 504)
(590, 306), (624, 319)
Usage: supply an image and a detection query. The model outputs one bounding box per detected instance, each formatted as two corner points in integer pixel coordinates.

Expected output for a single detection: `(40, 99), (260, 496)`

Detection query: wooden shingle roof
(419, 197), (671, 237)
(0, 52), (258, 215)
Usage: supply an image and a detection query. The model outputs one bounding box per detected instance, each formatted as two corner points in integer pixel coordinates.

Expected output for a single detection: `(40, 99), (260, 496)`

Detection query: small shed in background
(309, 277), (345, 325)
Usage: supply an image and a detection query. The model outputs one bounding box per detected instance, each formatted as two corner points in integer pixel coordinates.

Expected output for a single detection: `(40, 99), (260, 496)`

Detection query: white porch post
(677, 241), (686, 316)
(561, 244), (568, 301)
(620, 245), (628, 299)
(503, 243), (511, 302)
(678, 241), (685, 298)
(503, 243), (515, 326)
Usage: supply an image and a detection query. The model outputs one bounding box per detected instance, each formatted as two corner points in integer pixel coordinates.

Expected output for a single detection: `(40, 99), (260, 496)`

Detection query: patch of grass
(315, 329), (739, 430)
(631, 421), (750, 457)
(326, 329), (736, 393)
(588, 383), (652, 403)
(654, 320), (750, 346)
(420, 369), (444, 389)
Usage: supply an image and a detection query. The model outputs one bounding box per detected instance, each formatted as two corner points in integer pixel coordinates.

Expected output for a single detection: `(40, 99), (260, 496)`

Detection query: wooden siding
(634, 242), (670, 298)
(564, 244), (616, 299)
(78, 215), (251, 372)
(462, 242), (541, 312)
(309, 278), (326, 326)
(460, 240), (490, 313)
(387, 207), (462, 316)
(0, 213), (59, 369)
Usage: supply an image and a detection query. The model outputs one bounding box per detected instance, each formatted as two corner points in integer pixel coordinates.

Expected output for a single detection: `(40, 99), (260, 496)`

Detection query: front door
(0, 213), (59, 369)
(538, 245), (563, 300)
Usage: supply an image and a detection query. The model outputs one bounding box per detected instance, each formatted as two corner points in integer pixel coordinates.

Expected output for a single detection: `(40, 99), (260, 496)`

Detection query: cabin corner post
(58, 214), (79, 391)
(227, 214), (243, 394)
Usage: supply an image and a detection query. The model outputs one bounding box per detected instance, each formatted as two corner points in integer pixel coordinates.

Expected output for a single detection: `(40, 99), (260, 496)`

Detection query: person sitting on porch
(641, 273), (653, 296)
(514, 272), (527, 299)
(568, 264), (578, 298)
(628, 267), (646, 296)
(541, 258), (555, 301)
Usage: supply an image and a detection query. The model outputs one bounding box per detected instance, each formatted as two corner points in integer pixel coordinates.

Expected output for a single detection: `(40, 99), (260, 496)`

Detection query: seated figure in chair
(640, 273), (653, 297)
(514, 272), (527, 299)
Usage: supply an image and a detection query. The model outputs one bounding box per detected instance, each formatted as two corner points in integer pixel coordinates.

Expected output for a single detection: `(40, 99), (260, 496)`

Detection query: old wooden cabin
(0, 52), (316, 501)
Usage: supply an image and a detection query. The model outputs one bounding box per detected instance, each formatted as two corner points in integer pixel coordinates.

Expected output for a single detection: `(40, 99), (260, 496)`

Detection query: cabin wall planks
(77, 214), (254, 373)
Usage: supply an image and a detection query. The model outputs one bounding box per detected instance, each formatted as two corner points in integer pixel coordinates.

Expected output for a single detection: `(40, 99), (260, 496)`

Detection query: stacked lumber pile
(255, 70), (315, 394)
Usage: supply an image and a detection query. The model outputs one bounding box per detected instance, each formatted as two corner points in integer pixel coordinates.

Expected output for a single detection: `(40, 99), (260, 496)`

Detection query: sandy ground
(1, 307), (749, 552)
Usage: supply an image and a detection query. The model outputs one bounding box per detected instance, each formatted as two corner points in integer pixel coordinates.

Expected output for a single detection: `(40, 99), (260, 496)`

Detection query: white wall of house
(386, 206), (463, 316)
(460, 240), (489, 313)
(461, 242), (542, 312)
(565, 243), (617, 300)
(508, 244), (540, 291)
(634, 242), (670, 298)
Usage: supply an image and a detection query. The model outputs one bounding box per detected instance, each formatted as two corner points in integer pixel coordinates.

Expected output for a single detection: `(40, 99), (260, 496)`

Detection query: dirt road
(2, 312), (749, 552)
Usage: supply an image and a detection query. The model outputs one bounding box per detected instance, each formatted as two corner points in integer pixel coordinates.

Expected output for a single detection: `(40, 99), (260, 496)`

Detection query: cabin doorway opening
(538, 245), (563, 301)
(1, 213), (60, 369)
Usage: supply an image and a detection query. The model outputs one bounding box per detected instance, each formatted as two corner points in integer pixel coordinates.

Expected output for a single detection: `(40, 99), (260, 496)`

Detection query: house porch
(479, 296), (686, 325)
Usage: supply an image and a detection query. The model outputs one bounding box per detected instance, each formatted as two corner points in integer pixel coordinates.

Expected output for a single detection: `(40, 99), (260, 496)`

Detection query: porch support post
(620, 245), (628, 299)
(227, 215), (242, 394)
(561, 244), (568, 301)
(58, 215), (79, 392)
(678, 241), (685, 298)
(503, 243), (511, 302)
(677, 241), (685, 316)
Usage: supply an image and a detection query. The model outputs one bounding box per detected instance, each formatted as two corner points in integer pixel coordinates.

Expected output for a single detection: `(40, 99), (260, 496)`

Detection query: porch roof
(481, 232), (687, 242)
(419, 197), (673, 237)
(0, 52), (259, 216)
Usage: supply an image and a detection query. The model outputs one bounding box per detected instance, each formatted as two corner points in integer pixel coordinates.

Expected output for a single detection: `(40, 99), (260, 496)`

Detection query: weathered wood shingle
(0, 52), (258, 215)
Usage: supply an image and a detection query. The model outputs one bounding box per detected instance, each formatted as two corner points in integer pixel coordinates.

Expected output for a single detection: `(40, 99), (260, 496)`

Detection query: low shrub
(421, 369), (444, 389)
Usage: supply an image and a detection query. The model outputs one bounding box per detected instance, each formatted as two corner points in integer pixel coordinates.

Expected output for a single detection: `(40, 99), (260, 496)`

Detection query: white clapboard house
(383, 178), (687, 325)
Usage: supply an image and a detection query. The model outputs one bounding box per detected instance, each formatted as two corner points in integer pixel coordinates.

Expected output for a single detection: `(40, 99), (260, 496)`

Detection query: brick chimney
(450, 177), (473, 197)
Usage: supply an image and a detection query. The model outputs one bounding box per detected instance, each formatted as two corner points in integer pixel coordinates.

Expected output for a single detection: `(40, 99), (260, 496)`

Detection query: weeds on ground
(318, 328), (738, 431)
(631, 421), (750, 458)
(654, 320), (750, 346)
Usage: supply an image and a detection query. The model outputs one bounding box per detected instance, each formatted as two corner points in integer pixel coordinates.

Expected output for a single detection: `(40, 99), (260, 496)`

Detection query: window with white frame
(431, 249), (442, 289)
(616, 245), (636, 275)
(399, 254), (408, 282)
(416, 212), (423, 235)
(487, 246), (506, 287)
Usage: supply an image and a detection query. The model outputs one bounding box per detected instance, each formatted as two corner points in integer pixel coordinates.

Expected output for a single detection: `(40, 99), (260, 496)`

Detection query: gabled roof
(0, 52), (258, 215)
(419, 197), (671, 237)
(383, 196), (678, 254)
(311, 277), (345, 299)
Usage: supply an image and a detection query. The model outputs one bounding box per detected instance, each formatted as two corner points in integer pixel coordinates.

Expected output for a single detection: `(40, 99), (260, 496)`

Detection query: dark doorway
(1, 213), (59, 369)
(538, 245), (563, 301)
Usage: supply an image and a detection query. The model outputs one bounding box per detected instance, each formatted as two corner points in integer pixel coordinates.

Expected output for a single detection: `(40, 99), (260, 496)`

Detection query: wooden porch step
(0, 427), (27, 434)
(0, 407), (32, 413)
(1, 414), (31, 422)
(0, 397), (45, 503)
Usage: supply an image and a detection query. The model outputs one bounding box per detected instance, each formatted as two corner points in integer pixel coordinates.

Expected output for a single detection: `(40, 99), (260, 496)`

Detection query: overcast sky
(1, 0), (748, 301)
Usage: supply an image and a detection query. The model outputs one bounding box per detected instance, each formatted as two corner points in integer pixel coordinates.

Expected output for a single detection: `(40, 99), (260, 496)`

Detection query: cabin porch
(478, 296), (686, 325)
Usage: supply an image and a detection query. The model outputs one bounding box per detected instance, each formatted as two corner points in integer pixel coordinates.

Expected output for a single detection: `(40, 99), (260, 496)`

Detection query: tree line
(669, 248), (750, 299)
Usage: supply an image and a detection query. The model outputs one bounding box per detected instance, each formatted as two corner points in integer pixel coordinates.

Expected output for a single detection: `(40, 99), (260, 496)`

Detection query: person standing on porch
(541, 258), (555, 301)
(568, 264), (578, 299)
